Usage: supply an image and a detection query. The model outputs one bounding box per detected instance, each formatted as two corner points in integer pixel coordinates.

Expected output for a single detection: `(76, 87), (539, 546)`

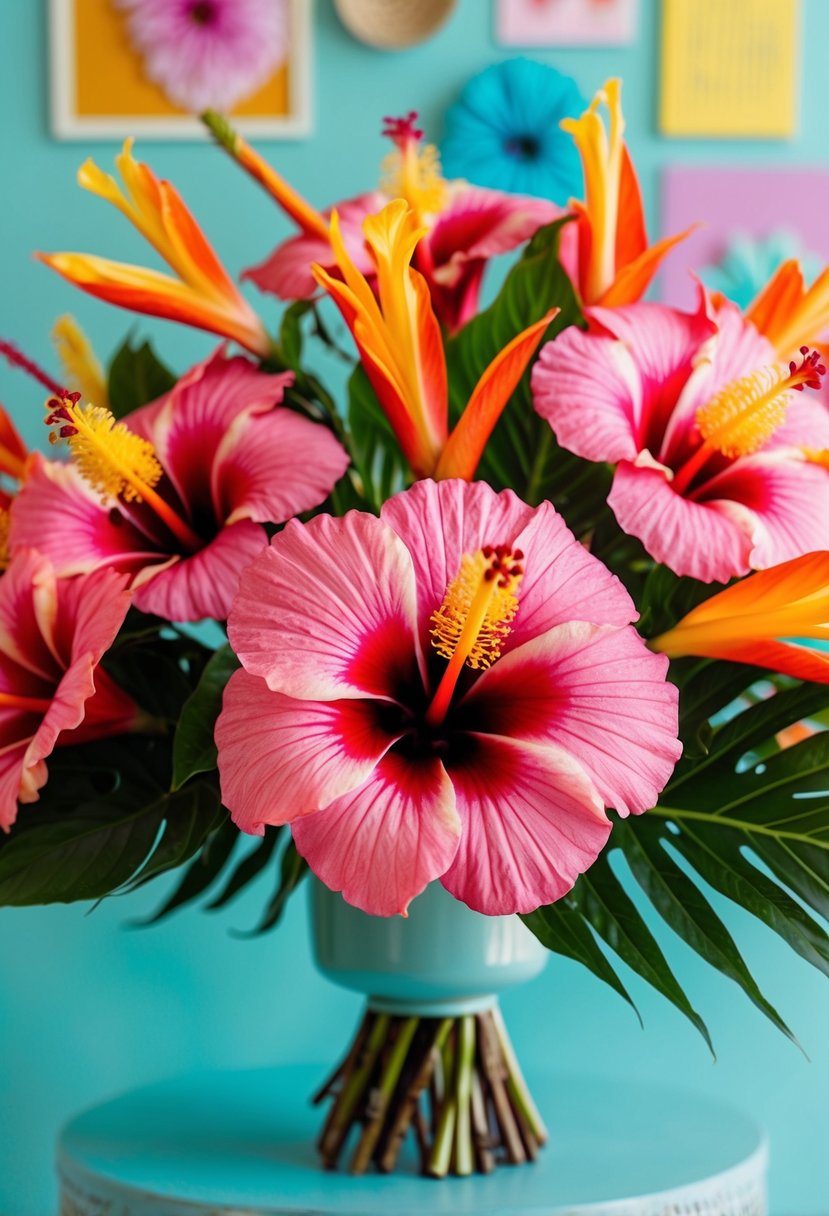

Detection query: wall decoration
(333, 0), (457, 49)
(495, 0), (638, 47)
(699, 231), (821, 312)
(661, 166), (829, 310)
(441, 59), (583, 200)
(49, 0), (311, 140)
(660, 0), (800, 138)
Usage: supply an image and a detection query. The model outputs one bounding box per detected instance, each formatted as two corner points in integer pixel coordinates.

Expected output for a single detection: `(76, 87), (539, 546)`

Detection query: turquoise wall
(1, 1), (828, 1212)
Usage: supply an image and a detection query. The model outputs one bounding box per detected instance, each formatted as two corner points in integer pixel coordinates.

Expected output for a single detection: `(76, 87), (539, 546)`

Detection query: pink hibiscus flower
(242, 113), (558, 333)
(117, 0), (288, 113)
(9, 349), (349, 622)
(532, 296), (829, 583)
(216, 479), (680, 917)
(0, 551), (137, 831)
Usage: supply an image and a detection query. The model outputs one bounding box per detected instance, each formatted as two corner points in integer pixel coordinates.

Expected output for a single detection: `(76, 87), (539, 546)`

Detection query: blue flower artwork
(441, 58), (584, 202)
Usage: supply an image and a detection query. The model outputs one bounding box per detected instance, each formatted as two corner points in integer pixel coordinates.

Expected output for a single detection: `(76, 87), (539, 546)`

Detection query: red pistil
(382, 111), (424, 150)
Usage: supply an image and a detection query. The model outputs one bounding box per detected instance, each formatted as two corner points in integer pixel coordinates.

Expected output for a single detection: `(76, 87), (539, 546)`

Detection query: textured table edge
(57, 1137), (769, 1216)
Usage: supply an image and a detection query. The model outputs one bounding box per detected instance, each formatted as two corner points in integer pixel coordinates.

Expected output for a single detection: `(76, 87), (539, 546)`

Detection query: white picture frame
(49, 0), (313, 140)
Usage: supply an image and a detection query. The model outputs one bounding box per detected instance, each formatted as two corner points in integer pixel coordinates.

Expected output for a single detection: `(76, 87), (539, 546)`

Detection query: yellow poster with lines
(660, 0), (799, 138)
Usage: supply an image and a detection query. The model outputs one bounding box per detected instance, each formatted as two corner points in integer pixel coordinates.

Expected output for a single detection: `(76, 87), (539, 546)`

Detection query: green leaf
(206, 828), (282, 911)
(574, 854), (713, 1049)
(280, 299), (314, 369)
(522, 900), (639, 1018)
(172, 645), (240, 790)
(346, 364), (409, 512)
(0, 780), (222, 906)
(140, 815), (239, 923)
(615, 820), (793, 1041)
(239, 839), (308, 935)
(108, 336), (176, 418)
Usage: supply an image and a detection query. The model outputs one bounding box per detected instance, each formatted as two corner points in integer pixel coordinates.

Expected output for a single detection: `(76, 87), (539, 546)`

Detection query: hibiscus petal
(132, 520), (266, 622)
(216, 669), (399, 836)
(228, 512), (421, 701)
(292, 750), (460, 917)
(10, 455), (158, 579)
(242, 192), (384, 300)
(130, 349), (294, 515)
(532, 325), (643, 463)
(381, 478), (534, 648)
(214, 408), (349, 527)
(703, 450), (829, 571)
(0, 743), (31, 831)
(608, 461), (756, 583)
(464, 622), (681, 818)
(440, 733), (608, 915)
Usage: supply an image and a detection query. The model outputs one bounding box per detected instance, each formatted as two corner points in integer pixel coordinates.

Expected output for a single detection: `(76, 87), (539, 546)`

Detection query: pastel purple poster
(661, 166), (829, 311)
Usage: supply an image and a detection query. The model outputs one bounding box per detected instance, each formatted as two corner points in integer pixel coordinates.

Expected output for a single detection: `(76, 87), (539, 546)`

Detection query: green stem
(319, 1013), (389, 1164)
(525, 427), (553, 505)
(454, 1015), (476, 1176)
(350, 1016), (419, 1174)
(492, 1005), (548, 1144)
(428, 1030), (458, 1178)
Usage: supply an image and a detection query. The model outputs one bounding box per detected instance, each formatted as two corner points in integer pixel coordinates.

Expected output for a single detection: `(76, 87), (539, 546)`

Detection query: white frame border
(49, 0), (313, 140)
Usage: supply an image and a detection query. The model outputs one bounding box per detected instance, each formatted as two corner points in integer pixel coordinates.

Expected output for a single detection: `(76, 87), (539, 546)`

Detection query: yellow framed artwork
(49, 0), (312, 140)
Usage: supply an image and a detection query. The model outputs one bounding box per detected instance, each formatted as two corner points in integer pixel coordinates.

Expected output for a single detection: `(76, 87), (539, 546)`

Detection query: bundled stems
(312, 1004), (547, 1177)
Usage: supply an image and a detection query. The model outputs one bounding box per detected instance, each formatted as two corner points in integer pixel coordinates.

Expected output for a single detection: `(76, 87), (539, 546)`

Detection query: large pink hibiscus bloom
(242, 114), (558, 333)
(10, 349), (349, 622)
(216, 479), (680, 917)
(532, 296), (829, 583)
(0, 551), (137, 830)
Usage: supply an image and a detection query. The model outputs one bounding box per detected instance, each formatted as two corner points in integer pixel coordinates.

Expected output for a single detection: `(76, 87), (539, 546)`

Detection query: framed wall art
(49, 0), (312, 140)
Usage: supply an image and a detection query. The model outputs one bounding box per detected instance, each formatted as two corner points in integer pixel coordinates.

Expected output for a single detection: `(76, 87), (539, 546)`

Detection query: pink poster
(495, 0), (638, 46)
(661, 167), (829, 311)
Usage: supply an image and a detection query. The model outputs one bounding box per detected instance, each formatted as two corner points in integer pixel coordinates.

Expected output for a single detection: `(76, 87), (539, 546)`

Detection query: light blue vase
(310, 878), (548, 1017)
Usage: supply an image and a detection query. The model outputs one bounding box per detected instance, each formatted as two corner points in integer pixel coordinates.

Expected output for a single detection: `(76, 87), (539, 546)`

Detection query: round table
(57, 1065), (767, 1216)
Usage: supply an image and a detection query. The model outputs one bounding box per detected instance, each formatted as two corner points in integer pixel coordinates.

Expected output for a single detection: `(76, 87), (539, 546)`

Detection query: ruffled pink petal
(242, 192), (384, 300)
(0, 744), (31, 831)
(702, 450), (829, 570)
(51, 565), (133, 670)
(130, 349), (294, 516)
(532, 325), (643, 463)
(132, 520), (266, 622)
(216, 669), (397, 835)
(0, 550), (61, 682)
(381, 480), (634, 659)
(9, 456), (159, 579)
(440, 733), (608, 915)
(427, 186), (560, 273)
(770, 393), (829, 451)
(465, 622), (681, 818)
(292, 750), (460, 917)
(608, 462), (757, 582)
(228, 512), (421, 701)
(214, 408), (349, 526)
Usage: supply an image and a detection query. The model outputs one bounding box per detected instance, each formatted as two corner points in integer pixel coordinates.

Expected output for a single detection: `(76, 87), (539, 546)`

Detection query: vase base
(315, 1001), (547, 1177)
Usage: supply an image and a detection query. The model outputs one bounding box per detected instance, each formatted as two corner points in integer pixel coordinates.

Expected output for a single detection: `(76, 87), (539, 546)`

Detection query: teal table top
(57, 1064), (767, 1215)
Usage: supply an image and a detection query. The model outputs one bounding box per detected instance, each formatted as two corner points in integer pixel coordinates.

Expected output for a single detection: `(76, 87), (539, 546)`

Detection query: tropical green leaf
(206, 828), (282, 911)
(522, 900), (639, 1017)
(573, 854), (713, 1049)
(346, 364), (409, 512)
(108, 336), (176, 417)
(140, 815), (239, 922)
(239, 839), (308, 935)
(0, 778), (222, 906)
(615, 820), (793, 1040)
(172, 645), (240, 790)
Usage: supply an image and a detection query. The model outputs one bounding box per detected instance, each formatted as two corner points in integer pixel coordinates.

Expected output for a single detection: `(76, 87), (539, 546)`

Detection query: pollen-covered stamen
(45, 394), (202, 552)
(672, 348), (827, 496)
(426, 545), (524, 727)
(380, 110), (447, 220)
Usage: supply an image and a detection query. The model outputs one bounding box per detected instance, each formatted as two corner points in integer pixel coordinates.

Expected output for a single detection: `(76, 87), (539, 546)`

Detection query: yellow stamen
(426, 547), (523, 726)
(381, 141), (447, 223)
(672, 350), (825, 496)
(47, 397), (202, 552)
(51, 315), (108, 410)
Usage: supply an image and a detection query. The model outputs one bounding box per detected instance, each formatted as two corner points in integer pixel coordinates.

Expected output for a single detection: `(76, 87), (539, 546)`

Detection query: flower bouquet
(3, 79), (829, 1180)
